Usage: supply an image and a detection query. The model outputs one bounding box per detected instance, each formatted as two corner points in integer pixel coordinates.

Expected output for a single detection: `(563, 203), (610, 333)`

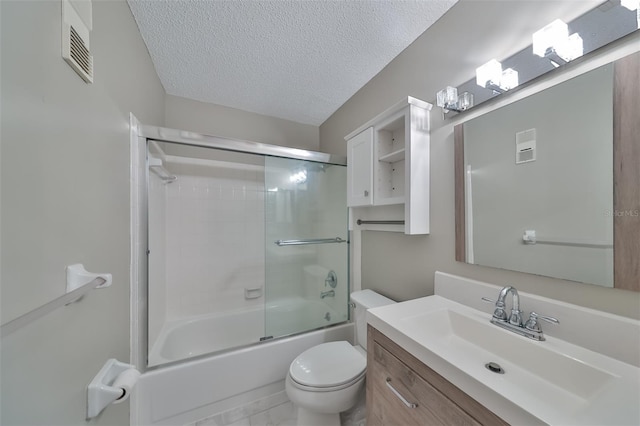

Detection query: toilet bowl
(285, 290), (395, 426)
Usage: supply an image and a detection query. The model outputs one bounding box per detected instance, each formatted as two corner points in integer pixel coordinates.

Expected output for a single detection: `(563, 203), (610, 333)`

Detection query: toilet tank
(351, 289), (395, 350)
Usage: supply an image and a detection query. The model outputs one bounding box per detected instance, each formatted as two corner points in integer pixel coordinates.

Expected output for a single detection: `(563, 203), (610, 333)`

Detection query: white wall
(165, 94), (320, 151)
(319, 1), (640, 319)
(1, 0), (165, 424)
(466, 64), (613, 287)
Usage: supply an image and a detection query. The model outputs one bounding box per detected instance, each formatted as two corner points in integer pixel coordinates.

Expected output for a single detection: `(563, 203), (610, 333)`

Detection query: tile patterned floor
(187, 390), (366, 426)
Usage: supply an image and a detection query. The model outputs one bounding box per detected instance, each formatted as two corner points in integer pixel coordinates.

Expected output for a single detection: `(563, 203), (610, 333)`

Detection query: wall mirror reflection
(455, 51), (639, 291)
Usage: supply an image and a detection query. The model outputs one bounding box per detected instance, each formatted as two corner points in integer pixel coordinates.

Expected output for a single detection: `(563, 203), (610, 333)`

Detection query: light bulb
(555, 32), (583, 62)
(436, 86), (458, 108)
(476, 59), (503, 88)
(500, 68), (519, 91)
(532, 19), (568, 58)
(457, 92), (474, 111)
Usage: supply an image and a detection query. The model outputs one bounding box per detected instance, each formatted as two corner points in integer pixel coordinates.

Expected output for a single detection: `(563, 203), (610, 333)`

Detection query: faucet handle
(524, 312), (559, 332)
(481, 297), (507, 321)
(509, 309), (524, 327)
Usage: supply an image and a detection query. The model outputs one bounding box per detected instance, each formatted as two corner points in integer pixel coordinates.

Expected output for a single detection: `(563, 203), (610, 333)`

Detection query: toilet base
(297, 407), (340, 426)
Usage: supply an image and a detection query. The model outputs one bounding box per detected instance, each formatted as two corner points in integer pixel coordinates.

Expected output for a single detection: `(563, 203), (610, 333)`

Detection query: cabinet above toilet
(345, 97), (432, 235)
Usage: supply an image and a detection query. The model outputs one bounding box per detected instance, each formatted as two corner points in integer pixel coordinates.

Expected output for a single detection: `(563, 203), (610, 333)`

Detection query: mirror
(455, 51), (639, 291)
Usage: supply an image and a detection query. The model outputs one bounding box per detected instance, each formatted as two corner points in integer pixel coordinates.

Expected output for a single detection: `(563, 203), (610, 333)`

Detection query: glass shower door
(264, 157), (348, 339)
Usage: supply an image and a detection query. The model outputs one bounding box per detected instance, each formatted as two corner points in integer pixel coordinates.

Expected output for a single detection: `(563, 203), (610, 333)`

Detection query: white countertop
(366, 273), (640, 425)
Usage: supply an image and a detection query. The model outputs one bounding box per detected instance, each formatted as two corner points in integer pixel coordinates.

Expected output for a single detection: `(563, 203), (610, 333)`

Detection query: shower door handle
(274, 237), (346, 246)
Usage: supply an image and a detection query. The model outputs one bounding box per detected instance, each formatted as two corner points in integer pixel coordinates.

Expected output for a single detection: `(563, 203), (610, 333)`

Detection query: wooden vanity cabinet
(366, 325), (508, 426)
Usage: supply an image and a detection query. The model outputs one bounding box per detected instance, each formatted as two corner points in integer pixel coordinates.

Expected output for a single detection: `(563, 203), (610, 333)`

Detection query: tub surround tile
(163, 164), (266, 322)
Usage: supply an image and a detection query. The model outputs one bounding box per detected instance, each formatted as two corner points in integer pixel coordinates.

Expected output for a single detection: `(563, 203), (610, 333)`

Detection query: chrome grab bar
(274, 237), (346, 246)
(357, 219), (405, 225)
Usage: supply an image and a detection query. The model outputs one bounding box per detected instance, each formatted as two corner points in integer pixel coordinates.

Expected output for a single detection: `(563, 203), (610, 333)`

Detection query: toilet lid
(289, 341), (366, 388)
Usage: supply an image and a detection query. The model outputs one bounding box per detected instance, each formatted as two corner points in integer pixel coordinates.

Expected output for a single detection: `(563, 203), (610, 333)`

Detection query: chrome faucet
(321, 289), (335, 299)
(482, 286), (558, 341)
(497, 286), (523, 326)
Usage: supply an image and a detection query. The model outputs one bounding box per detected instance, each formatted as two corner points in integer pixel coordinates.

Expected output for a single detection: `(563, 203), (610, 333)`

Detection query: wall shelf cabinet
(345, 97), (431, 235)
(347, 127), (374, 207)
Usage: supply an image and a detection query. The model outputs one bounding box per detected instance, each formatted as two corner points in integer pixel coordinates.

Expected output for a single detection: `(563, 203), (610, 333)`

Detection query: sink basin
(403, 307), (615, 400)
(367, 295), (640, 425)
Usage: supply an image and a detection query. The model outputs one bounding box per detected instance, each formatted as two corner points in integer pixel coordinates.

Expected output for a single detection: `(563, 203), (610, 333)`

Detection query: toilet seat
(288, 370), (365, 393)
(289, 341), (366, 389)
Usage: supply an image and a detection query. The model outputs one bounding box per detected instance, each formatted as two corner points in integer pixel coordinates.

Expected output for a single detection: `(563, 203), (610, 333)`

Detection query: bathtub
(137, 298), (351, 425)
(148, 297), (346, 366)
(135, 321), (353, 426)
(148, 308), (264, 366)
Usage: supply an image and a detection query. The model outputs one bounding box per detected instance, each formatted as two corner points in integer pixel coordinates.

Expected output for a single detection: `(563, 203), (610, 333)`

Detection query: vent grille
(69, 25), (92, 77)
(515, 128), (537, 164)
(62, 23), (93, 83)
(518, 148), (535, 163)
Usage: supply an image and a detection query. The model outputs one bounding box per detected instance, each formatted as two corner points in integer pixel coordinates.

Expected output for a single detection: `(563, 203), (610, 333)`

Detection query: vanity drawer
(367, 325), (508, 426)
(369, 341), (480, 426)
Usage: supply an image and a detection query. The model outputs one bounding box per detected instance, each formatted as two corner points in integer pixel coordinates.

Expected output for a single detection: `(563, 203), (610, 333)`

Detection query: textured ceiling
(127, 0), (457, 125)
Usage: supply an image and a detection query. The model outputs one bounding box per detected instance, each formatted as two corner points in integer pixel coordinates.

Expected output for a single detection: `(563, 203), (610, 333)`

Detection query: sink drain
(485, 362), (505, 374)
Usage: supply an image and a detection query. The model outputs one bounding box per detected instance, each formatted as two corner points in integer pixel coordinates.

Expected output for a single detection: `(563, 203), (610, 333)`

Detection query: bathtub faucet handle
(325, 270), (337, 288)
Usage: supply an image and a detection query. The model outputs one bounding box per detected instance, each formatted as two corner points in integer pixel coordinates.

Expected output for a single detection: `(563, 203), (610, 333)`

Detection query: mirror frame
(454, 51), (640, 291)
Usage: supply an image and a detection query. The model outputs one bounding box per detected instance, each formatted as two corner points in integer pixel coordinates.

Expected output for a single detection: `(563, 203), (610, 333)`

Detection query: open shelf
(345, 96), (432, 234)
(378, 148), (405, 163)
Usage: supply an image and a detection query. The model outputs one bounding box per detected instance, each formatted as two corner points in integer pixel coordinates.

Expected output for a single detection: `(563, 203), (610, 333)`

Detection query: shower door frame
(130, 118), (347, 372)
(140, 125), (346, 165)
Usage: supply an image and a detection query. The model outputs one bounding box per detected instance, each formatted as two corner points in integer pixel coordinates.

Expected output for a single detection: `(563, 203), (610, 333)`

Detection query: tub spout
(320, 290), (335, 299)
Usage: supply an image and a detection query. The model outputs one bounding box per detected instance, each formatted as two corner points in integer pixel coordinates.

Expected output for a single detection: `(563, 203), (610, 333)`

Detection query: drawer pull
(385, 378), (418, 409)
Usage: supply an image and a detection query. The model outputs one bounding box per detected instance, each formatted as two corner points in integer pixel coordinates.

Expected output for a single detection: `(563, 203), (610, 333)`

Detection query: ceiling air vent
(62, 0), (93, 83)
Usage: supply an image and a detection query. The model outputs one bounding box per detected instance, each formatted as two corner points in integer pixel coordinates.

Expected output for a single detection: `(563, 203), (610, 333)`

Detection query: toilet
(285, 290), (395, 426)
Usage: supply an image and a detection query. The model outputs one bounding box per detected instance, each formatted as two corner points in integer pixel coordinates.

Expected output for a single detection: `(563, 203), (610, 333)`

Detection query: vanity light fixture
(532, 19), (584, 67)
(436, 86), (474, 113)
(475, 59), (519, 93)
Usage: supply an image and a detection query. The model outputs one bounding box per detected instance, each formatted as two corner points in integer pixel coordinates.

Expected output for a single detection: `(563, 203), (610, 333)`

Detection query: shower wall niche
(146, 141), (348, 367)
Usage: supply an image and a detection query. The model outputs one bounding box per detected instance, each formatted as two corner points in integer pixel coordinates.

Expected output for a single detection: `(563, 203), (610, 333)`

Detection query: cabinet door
(369, 341), (481, 426)
(347, 127), (374, 207)
(367, 325), (509, 426)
